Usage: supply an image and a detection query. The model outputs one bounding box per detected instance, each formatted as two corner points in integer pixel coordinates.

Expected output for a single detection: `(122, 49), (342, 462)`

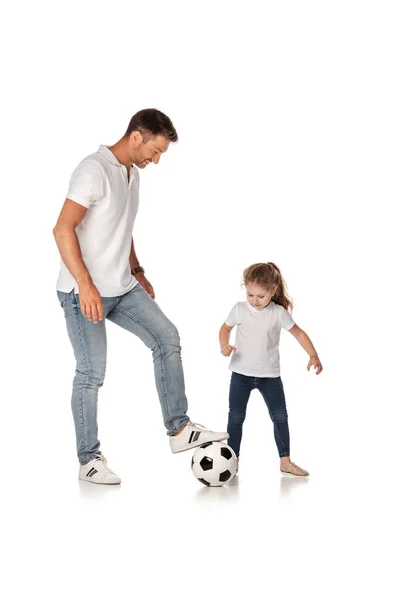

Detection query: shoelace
(188, 422), (207, 430)
(91, 455), (111, 474)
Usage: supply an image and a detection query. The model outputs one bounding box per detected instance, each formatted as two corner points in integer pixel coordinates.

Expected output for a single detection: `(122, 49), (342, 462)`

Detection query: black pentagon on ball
(198, 478), (211, 486)
(200, 456), (213, 471)
(219, 470), (232, 482)
(199, 442), (213, 449)
(220, 446), (233, 460)
(191, 456), (194, 468)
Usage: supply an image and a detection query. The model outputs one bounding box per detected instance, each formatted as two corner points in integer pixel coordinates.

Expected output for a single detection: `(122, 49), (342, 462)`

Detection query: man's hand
(135, 272), (155, 299)
(77, 281), (104, 323)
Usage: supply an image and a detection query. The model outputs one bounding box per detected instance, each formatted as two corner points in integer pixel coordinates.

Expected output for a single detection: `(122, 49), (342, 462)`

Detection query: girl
(219, 262), (322, 477)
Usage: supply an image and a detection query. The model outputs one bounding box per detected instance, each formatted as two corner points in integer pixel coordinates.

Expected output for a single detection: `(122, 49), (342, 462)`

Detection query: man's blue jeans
(57, 284), (190, 464)
(227, 372), (290, 458)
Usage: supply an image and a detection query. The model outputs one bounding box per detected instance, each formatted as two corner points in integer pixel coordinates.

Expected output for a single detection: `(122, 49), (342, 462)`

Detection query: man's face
(131, 133), (170, 168)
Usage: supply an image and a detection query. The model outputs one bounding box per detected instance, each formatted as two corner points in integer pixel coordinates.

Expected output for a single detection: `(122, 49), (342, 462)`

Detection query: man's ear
(129, 131), (143, 147)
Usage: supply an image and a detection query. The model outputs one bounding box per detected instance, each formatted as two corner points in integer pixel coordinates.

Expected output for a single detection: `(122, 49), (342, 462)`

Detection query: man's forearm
(129, 237), (140, 271)
(53, 226), (92, 285)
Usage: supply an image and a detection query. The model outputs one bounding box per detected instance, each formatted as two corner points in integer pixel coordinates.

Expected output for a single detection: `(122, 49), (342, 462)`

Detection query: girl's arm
(219, 323), (236, 356)
(288, 324), (323, 374)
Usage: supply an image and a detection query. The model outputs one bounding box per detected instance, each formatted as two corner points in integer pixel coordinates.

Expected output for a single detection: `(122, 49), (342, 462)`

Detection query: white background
(1, 1), (399, 598)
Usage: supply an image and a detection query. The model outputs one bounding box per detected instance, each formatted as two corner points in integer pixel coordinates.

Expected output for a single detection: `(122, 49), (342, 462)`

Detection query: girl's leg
(227, 372), (253, 458)
(258, 377), (309, 476)
(258, 376), (290, 457)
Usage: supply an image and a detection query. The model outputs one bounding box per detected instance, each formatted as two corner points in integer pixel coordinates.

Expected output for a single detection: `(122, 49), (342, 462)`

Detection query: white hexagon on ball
(191, 441), (238, 486)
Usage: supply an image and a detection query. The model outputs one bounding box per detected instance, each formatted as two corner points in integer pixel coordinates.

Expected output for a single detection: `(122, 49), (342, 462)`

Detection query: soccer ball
(191, 442), (238, 486)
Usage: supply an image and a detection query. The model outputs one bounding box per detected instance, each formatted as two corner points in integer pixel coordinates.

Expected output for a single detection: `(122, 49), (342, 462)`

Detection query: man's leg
(107, 285), (189, 435)
(106, 284), (228, 451)
(58, 290), (113, 464)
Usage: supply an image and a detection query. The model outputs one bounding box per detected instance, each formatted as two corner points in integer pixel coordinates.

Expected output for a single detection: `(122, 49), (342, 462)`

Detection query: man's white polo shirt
(56, 145), (140, 297)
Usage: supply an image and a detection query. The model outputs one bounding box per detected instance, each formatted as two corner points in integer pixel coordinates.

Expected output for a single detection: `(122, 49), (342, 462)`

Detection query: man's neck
(108, 138), (132, 167)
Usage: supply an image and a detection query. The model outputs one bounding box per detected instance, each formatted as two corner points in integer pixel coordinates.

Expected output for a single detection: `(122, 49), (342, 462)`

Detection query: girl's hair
(243, 262), (293, 311)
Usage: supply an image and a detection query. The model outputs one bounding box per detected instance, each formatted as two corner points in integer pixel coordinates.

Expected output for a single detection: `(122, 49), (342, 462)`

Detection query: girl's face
(245, 283), (276, 310)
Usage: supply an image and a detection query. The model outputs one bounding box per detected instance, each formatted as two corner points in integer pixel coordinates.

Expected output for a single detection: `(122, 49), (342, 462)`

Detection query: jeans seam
(228, 376), (252, 456)
(72, 306), (90, 460)
(274, 422), (289, 457)
(257, 378), (290, 458)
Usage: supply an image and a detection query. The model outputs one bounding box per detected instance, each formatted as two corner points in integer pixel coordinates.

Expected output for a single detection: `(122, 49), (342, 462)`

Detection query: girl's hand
(221, 344), (236, 357)
(307, 356), (323, 374)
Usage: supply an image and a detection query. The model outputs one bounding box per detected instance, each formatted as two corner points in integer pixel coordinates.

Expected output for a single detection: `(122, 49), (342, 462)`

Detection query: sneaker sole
(171, 434), (229, 454)
(79, 476), (121, 485)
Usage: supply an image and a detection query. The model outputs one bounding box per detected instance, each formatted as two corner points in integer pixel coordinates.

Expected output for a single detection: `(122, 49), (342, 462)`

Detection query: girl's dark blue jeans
(227, 372), (290, 458)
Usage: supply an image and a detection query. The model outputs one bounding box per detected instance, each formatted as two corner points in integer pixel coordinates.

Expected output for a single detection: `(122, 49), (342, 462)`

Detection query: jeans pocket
(57, 290), (76, 318)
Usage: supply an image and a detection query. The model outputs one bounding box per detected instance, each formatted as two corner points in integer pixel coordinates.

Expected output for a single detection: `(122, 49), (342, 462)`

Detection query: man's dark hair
(125, 109), (178, 142)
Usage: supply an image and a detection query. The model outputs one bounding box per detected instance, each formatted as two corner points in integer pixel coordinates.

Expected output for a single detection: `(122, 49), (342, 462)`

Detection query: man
(53, 108), (228, 485)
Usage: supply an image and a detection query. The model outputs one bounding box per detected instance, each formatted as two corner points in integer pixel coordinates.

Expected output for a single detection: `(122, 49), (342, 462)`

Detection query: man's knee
(75, 362), (106, 388)
(158, 321), (181, 350)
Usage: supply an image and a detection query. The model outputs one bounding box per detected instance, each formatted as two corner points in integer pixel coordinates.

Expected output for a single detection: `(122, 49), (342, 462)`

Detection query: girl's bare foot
(280, 459), (309, 477)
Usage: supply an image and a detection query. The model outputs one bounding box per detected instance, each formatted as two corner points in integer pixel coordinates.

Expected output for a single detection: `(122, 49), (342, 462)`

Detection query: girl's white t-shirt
(225, 301), (295, 377)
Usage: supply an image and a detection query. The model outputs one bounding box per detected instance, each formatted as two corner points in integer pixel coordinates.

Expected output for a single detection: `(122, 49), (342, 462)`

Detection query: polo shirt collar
(98, 145), (125, 167)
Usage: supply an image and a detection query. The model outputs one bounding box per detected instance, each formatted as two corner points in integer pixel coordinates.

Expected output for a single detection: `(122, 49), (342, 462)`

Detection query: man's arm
(129, 237), (141, 272)
(53, 199), (92, 286)
(53, 199), (103, 323)
(129, 237), (155, 299)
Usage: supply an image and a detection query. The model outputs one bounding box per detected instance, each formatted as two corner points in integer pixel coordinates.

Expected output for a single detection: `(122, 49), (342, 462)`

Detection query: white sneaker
(170, 422), (229, 454)
(79, 455), (121, 485)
